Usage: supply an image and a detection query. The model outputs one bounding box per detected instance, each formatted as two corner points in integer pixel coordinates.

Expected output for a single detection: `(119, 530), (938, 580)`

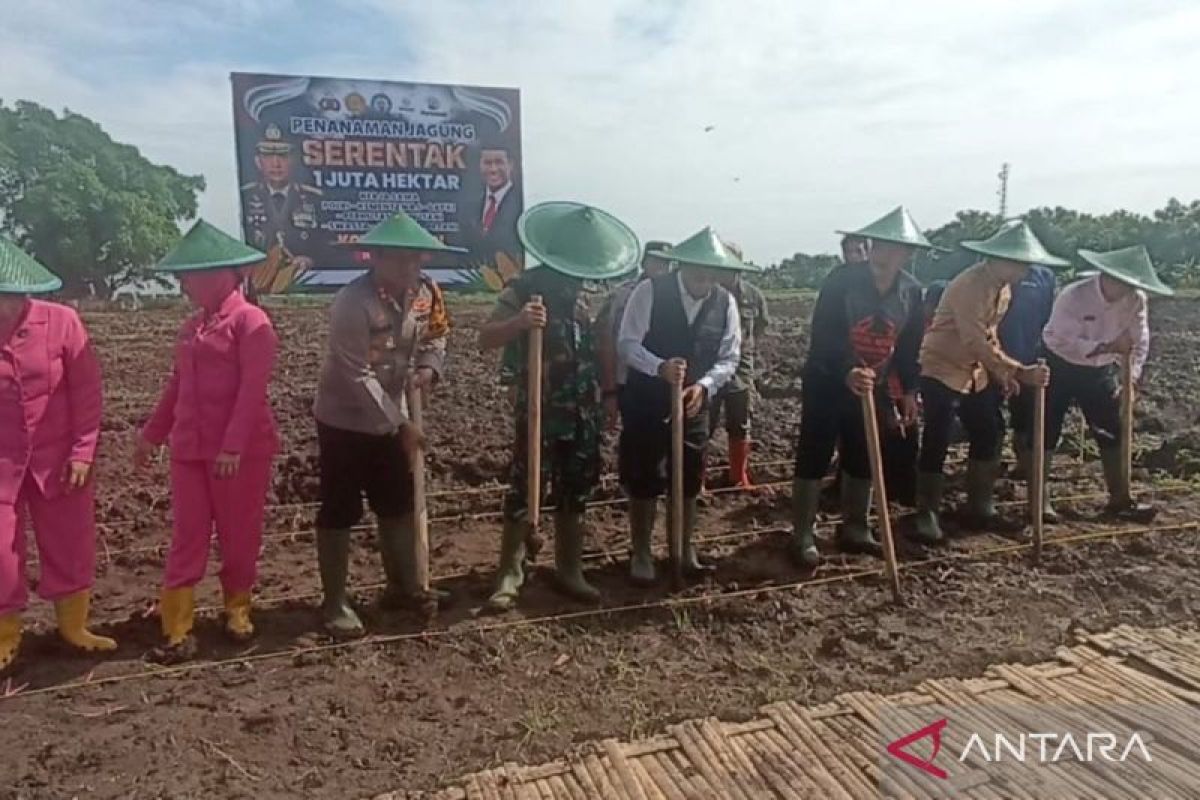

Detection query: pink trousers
(163, 458), (273, 593)
(0, 475), (97, 616)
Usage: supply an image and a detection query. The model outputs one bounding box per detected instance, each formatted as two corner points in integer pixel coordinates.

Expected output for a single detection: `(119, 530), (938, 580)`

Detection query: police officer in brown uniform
(241, 124), (322, 275)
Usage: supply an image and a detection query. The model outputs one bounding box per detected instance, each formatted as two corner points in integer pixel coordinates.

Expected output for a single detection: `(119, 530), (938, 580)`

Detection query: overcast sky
(3, 0), (1198, 264)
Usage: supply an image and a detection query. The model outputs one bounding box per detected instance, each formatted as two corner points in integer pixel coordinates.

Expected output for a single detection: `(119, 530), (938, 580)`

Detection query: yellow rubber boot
(54, 591), (117, 652)
(0, 614), (21, 671)
(160, 587), (195, 646)
(223, 590), (254, 642)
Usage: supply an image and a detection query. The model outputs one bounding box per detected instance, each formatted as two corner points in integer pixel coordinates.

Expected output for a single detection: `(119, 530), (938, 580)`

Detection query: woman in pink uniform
(134, 221), (277, 662)
(0, 236), (115, 672)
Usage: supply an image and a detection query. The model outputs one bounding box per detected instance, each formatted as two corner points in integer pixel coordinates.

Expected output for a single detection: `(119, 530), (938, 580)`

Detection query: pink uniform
(0, 300), (103, 616)
(142, 284), (278, 594)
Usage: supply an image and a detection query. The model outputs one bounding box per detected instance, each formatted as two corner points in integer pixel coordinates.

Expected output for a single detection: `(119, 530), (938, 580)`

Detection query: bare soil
(3, 294), (1200, 799)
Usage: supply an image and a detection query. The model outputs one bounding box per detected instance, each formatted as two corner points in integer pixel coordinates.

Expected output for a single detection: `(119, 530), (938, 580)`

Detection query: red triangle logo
(886, 718), (949, 780)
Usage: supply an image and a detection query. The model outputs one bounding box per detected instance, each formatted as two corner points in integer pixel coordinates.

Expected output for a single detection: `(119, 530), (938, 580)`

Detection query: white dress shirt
(617, 272), (742, 396)
(1042, 275), (1150, 381)
(482, 182), (513, 222)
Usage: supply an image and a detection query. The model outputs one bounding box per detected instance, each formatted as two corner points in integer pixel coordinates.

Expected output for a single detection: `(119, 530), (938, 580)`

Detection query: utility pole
(997, 163), (1010, 217)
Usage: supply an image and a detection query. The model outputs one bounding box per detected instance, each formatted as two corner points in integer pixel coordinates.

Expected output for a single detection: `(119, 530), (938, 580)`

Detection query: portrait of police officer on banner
(241, 124), (322, 278)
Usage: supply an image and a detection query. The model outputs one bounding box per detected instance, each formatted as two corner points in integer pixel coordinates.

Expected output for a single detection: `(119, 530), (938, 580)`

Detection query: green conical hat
(960, 221), (1070, 267)
(517, 201), (640, 281)
(348, 210), (466, 254)
(659, 227), (759, 272)
(156, 220), (266, 273)
(0, 235), (62, 294)
(836, 206), (941, 250)
(1078, 245), (1173, 296)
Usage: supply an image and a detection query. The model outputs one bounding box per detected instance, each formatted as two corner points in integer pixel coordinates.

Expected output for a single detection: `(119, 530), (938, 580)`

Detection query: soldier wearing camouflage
(478, 202), (640, 612)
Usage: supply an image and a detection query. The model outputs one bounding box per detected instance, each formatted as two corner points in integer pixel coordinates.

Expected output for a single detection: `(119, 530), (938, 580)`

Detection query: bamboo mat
(376, 625), (1200, 799)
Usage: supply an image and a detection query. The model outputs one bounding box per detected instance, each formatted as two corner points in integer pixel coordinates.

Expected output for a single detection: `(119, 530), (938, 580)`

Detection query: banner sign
(231, 72), (523, 292)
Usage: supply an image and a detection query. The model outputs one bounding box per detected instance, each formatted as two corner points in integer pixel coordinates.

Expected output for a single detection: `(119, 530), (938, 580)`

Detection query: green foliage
(753, 252), (842, 290)
(767, 200), (1200, 289)
(0, 100), (205, 297)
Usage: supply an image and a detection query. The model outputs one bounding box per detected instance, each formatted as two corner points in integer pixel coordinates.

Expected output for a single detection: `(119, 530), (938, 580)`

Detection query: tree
(0, 101), (205, 298)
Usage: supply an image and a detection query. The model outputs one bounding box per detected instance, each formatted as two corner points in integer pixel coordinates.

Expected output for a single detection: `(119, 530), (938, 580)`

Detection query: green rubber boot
(910, 473), (946, 545)
(836, 474), (882, 557)
(788, 478), (821, 568)
(1016, 447), (1058, 523)
(1100, 447), (1156, 522)
(553, 512), (600, 602)
(316, 528), (364, 638)
(961, 459), (1023, 532)
(486, 519), (527, 612)
(628, 499), (658, 585)
(377, 516), (447, 613)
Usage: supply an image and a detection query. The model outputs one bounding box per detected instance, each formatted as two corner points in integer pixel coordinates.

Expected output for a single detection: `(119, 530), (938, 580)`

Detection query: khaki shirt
(920, 261), (1022, 393)
(313, 273), (448, 435)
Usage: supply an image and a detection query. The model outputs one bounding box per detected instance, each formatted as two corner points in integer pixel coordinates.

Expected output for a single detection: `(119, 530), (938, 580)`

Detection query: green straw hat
(836, 206), (942, 250)
(960, 221), (1070, 267)
(658, 228), (759, 272)
(1078, 245), (1173, 296)
(347, 209), (466, 254)
(156, 220), (266, 273)
(0, 235), (62, 294)
(517, 201), (640, 281)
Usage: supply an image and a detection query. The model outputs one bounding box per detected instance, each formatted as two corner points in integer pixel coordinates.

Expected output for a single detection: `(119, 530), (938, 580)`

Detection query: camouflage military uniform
(709, 278), (769, 439)
(493, 269), (603, 521)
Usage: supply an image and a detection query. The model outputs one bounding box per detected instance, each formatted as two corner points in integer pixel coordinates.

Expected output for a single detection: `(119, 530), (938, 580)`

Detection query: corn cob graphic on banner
(249, 242), (312, 294)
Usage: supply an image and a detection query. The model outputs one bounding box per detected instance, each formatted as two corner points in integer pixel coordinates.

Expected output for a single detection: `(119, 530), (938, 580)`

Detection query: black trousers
(882, 417), (919, 503)
(1034, 350), (1121, 453)
(794, 372), (889, 481)
(708, 388), (751, 439)
(619, 391), (708, 500)
(316, 422), (414, 529)
(918, 377), (1003, 473)
(1008, 388), (1034, 442)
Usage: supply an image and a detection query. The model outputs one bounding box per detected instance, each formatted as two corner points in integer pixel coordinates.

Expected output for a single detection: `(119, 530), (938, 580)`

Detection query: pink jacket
(0, 300), (102, 504)
(142, 289), (279, 461)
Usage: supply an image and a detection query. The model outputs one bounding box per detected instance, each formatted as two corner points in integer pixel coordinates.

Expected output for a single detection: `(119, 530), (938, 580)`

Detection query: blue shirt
(997, 265), (1056, 366)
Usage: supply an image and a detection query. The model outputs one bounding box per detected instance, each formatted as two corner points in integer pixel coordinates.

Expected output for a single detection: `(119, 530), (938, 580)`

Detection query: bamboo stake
(670, 722), (750, 800)
(526, 294), (545, 559)
(670, 378), (685, 590)
(1031, 358), (1047, 565)
(638, 754), (687, 800)
(569, 759), (601, 799)
(628, 759), (668, 800)
(860, 390), (902, 602)
(653, 751), (700, 799)
(1119, 349), (1134, 501)
(602, 739), (646, 800)
(406, 386), (430, 593)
